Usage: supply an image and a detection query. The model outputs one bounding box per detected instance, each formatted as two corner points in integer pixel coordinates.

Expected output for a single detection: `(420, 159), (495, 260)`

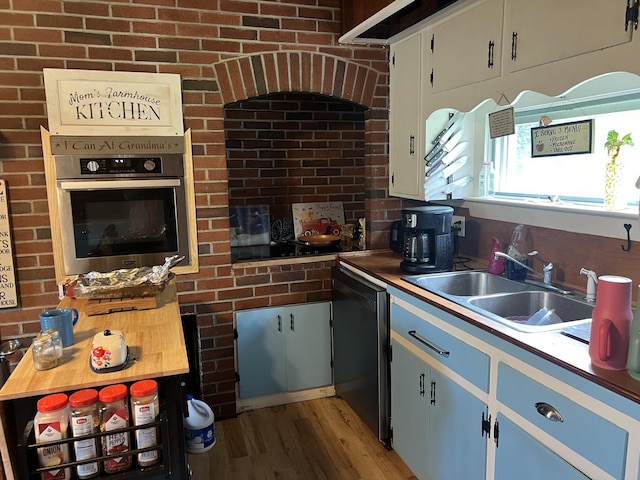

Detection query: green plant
(605, 130), (634, 160)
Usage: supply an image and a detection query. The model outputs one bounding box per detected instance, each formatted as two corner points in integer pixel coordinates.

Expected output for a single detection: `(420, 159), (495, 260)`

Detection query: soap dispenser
(488, 237), (504, 275)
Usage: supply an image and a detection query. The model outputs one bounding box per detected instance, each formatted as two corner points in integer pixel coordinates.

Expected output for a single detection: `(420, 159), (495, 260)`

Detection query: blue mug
(39, 308), (79, 348)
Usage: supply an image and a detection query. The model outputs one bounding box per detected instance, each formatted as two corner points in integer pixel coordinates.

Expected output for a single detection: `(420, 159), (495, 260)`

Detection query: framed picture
(531, 119), (594, 157)
(229, 206), (271, 246)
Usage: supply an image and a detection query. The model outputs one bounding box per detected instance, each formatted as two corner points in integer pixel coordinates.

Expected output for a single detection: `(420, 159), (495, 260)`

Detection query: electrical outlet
(452, 215), (466, 237)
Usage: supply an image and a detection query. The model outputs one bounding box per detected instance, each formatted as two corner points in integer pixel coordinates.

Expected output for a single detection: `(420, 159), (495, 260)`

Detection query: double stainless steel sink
(404, 271), (593, 333)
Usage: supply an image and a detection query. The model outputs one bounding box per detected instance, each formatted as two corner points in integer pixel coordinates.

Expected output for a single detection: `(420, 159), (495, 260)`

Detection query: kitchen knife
(444, 175), (473, 194)
(431, 112), (465, 146)
(425, 130), (463, 166)
(425, 124), (463, 164)
(442, 155), (468, 178)
(426, 141), (469, 176)
(426, 175), (472, 201)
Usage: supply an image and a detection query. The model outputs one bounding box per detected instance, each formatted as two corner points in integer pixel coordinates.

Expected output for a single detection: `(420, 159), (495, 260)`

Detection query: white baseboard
(236, 385), (336, 413)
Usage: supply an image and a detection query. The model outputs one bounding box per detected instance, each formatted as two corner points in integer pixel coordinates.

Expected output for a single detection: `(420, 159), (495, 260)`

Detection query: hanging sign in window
(531, 119), (594, 157)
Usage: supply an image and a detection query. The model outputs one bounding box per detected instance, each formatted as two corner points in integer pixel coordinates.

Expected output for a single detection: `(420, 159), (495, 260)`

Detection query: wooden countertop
(338, 250), (640, 405)
(0, 282), (188, 401)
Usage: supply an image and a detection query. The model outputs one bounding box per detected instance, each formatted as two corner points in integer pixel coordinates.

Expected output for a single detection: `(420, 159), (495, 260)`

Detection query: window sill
(455, 197), (639, 241)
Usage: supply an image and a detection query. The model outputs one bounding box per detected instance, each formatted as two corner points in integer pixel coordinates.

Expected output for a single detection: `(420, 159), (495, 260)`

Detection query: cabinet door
(494, 414), (590, 480)
(505, 0), (632, 73)
(389, 32), (425, 200)
(429, 0), (503, 93)
(390, 339), (429, 479)
(236, 307), (287, 398)
(428, 369), (487, 480)
(284, 303), (332, 392)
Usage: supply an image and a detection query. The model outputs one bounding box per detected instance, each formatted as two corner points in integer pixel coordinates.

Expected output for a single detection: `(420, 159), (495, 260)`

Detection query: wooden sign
(531, 119), (594, 157)
(0, 181), (18, 308)
(43, 69), (183, 137)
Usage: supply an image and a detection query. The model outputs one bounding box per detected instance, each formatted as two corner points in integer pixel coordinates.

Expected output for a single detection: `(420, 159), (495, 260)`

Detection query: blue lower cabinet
(391, 338), (429, 479)
(494, 414), (590, 480)
(236, 302), (332, 399)
(391, 339), (487, 480)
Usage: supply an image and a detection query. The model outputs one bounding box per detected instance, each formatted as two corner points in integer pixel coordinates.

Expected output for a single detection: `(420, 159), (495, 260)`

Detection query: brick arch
(213, 51), (380, 107)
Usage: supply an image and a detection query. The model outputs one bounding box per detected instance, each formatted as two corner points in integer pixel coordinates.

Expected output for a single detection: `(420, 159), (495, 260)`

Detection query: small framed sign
(531, 119), (594, 157)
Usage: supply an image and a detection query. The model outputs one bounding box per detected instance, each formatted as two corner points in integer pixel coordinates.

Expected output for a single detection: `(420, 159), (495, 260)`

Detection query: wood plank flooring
(188, 396), (417, 480)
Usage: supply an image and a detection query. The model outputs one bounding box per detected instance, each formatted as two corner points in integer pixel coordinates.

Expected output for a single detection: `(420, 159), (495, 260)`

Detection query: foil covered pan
(67, 255), (184, 299)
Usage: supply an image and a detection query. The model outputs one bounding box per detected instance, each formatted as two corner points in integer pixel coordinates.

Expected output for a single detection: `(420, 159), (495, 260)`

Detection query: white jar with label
(34, 393), (71, 480)
(69, 389), (101, 479)
(130, 379), (160, 467)
(98, 384), (132, 474)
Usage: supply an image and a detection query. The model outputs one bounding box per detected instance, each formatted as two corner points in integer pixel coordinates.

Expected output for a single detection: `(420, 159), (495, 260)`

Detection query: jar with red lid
(98, 384), (132, 474)
(34, 393), (71, 480)
(130, 379), (160, 467)
(69, 389), (101, 479)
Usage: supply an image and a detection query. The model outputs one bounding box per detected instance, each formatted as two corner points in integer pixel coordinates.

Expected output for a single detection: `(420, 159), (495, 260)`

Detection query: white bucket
(184, 394), (216, 454)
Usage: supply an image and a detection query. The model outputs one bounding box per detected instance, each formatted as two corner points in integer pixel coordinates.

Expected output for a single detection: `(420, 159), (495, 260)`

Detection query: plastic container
(506, 224), (528, 281)
(35, 393), (71, 480)
(184, 394), (215, 454)
(69, 389), (101, 479)
(130, 379), (160, 467)
(589, 275), (633, 370)
(99, 384), (132, 474)
(478, 161), (495, 197)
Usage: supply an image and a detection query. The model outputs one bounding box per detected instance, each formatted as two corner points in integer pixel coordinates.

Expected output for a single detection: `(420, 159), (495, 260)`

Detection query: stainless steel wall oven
(54, 152), (190, 275)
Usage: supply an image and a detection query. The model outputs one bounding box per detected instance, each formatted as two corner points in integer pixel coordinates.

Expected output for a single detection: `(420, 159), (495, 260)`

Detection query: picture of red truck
(299, 217), (342, 236)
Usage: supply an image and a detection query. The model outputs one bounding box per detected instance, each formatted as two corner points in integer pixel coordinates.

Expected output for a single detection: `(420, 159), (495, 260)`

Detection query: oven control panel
(80, 157), (163, 175)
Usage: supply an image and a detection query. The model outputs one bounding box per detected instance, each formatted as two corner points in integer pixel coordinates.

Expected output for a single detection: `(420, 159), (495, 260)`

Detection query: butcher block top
(0, 281), (188, 401)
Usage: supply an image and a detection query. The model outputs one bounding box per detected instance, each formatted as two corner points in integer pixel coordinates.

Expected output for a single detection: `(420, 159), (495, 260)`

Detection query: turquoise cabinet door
(236, 307), (287, 398)
(285, 303), (332, 392)
(428, 369), (487, 480)
(391, 339), (429, 479)
(494, 414), (590, 480)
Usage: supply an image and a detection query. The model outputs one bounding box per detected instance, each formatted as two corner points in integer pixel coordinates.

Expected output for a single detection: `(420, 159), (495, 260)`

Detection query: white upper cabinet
(505, 0), (633, 74)
(429, 0), (504, 93)
(389, 32), (425, 200)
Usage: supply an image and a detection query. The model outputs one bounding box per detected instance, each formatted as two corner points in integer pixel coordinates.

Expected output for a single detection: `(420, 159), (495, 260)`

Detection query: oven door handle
(59, 179), (181, 190)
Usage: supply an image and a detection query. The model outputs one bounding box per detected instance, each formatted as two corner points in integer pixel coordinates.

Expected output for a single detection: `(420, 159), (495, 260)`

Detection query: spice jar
(32, 331), (58, 371)
(35, 393), (71, 480)
(69, 389), (101, 479)
(42, 329), (63, 359)
(130, 379), (160, 467)
(99, 384), (132, 474)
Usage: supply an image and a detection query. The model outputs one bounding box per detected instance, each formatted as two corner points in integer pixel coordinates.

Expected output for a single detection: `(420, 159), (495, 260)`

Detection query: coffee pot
(400, 206), (453, 274)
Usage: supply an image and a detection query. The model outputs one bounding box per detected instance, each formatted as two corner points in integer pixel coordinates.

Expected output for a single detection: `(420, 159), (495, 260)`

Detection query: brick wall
(0, 0), (401, 417)
(225, 92), (366, 224)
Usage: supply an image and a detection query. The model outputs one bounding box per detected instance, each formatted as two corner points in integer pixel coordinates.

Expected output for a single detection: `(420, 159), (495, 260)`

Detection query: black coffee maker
(400, 205), (454, 274)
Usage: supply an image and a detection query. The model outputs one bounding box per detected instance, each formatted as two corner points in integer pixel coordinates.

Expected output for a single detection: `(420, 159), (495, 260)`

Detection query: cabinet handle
(419, 373), (425, 396)
(487, 41), (494, 68)
(535, 402), (564, 422)
(408, 330), (450, 356)
(290, 313), (294, 332)
(409, 135), (415, 155)
(277, 315), (282, 332)
(511, 32), (518, 60)
(430, 380), (436, 405)
(429, 68), (434, 87)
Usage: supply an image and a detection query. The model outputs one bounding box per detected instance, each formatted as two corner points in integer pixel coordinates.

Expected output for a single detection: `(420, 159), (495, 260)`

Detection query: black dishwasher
(332, 266), (390, 445)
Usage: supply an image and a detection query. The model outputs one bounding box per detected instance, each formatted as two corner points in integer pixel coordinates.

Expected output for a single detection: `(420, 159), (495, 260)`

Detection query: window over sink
(445, 72), (640, 243)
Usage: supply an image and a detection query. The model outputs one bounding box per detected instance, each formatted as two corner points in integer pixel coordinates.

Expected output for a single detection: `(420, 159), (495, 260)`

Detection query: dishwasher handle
(408, 330), (450, 356)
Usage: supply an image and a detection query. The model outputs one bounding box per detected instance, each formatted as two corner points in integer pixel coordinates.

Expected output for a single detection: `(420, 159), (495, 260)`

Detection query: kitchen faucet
(493, 251), (572, 294)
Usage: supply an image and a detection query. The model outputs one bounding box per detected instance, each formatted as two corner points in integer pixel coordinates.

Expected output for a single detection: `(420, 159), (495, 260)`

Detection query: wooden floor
(188, 396), (417, 480)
